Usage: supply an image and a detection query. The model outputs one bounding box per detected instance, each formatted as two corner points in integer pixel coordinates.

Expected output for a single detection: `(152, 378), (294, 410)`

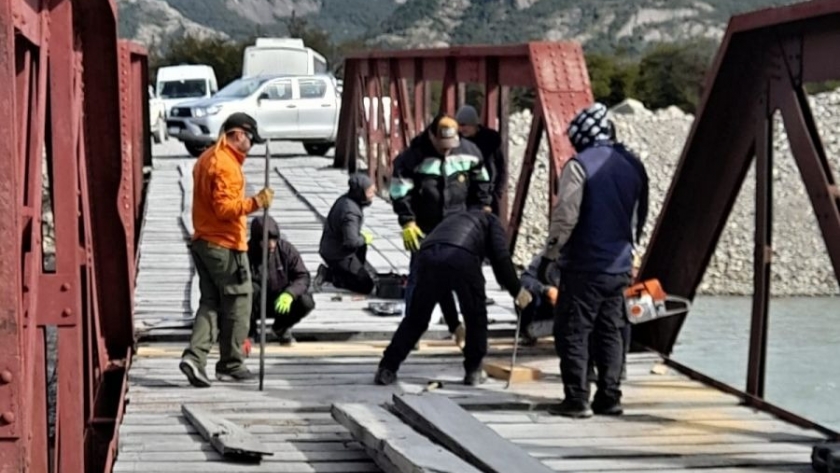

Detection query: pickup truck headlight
(193, 105), (222, 118)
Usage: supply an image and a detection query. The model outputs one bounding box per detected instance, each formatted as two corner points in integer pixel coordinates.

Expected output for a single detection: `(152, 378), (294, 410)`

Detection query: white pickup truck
(165, 73), (341, 157)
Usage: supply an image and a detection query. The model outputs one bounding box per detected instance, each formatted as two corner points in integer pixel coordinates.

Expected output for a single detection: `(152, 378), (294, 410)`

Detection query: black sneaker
(312, 264), (330, 292)
(276, 328), (296, 346)
(179, 359), (212, 388)
(547, 400), (593, 418)
(374, 367), (397, 386)
(592, 398), (624, 416)
(215, 368), (257, 384)
(463, 370), (487, 386)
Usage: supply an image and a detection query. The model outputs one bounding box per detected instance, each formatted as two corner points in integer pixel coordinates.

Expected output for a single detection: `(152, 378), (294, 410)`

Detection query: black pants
(381, 245), (487, 373)
(406, 252), (460, 333)
(249, 292), (315, 338)
(554, 271), (630, 404)
(326, 245), (375, 295)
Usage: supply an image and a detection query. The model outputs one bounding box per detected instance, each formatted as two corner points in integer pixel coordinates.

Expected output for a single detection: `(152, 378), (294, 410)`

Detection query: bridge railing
(332, 43), (593, 251)
(0, 0), (147, 471)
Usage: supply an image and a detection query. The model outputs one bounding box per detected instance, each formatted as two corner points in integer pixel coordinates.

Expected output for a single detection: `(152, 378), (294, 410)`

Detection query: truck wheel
(303, 143), (332, 156)
(153, 117), (166, 144)
(185, 142), (208, 157)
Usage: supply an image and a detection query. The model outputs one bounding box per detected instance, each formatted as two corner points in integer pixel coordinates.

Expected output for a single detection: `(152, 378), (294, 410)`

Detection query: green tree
(634, 39), (715, 113)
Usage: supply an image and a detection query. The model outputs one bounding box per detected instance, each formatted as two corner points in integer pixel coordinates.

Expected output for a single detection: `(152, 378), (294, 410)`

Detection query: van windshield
(215, 77), (271, 98)
(159, 79), (207, 99)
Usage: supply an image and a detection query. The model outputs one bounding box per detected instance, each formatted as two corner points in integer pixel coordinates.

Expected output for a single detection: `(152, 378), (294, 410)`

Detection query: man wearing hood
(456, 105), (507, 218)
(247, 215), (314, 347)
(316, 173), (377, 294)
(536, 103), (649, 418)
(389, 114), (493, 345)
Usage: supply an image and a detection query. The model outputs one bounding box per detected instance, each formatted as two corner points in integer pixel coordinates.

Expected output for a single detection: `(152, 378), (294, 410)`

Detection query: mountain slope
(118, 0), (805, 53)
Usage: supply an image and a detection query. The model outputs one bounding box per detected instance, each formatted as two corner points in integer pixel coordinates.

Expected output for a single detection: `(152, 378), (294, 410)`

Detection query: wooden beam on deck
(181, 404), (273, 461)
(392, 393), (555, 473)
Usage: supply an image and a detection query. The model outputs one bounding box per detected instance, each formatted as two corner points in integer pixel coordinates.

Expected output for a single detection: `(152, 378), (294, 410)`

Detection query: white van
(242, 38), (328, 78)
(155, 64), (218, 116)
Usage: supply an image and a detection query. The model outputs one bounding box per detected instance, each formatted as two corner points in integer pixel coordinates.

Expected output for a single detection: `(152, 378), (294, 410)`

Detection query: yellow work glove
(515, 287), (533, 309)
(361, 229), (374, 245)
(255, 187), (275, 209)
(401, 222), (424, 252)
(274, 292), (293, 314)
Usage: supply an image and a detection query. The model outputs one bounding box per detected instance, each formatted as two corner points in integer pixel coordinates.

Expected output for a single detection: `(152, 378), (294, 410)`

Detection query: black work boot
(463, 369), (487, 386)
(179, 358), (212, 388)
(276, 328), (296, 346)
(374, 367), (397, 386)
(215, 368), (257, 384)
(312, 264), (330, 292)
(592, 397), (624, 416)
(548, 399), (593, 419)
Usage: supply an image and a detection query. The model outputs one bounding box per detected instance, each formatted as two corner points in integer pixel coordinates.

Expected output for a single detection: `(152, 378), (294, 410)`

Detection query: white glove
(515, 288), (533, 309)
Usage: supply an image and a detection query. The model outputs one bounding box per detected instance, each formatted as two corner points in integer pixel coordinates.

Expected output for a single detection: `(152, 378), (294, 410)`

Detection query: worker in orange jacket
(180, 112), (274, 388)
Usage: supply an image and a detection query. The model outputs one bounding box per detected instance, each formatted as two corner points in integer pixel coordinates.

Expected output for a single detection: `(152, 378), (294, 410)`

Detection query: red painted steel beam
(0, 0), (25, 471)
(78, 0), (134, 357)
(635, 2), (840, 355)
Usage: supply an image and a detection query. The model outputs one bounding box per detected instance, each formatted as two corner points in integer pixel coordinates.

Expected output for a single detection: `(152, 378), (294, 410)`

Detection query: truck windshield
(159, 79), (207, 99)
(215, 77), (271, 98)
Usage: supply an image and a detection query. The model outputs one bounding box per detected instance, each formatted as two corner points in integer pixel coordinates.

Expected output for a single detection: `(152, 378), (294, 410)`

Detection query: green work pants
(182, 239), (252, 373)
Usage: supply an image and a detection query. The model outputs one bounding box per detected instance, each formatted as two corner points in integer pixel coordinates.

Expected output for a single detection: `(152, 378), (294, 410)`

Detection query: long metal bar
(507, 106), (544, 251)
(259, 141), (271, 391)
(746, 98), (772, 399)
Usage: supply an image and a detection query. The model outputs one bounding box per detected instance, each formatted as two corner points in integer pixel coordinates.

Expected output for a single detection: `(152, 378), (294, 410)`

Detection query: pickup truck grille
(171, 107), (192, 118)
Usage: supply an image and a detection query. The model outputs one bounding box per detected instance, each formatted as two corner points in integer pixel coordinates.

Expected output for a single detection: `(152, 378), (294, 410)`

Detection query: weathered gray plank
(181, 404), (273, 459)
(332, 403), (482, 473)
(392, 393), (555, 473)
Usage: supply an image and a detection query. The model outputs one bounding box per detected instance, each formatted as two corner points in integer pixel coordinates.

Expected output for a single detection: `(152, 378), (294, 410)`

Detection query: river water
(671, 296), (840, 430)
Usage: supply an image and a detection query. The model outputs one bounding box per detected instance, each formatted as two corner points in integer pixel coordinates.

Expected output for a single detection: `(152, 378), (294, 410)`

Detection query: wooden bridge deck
(119, 145), (828, 472)
(115, 341), (824, 472)
(134, 151), (517, 341)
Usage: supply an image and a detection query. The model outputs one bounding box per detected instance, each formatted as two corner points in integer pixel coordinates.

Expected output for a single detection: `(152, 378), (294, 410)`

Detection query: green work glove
(362, 229), (374, 245)
(275, 292), (294, 314)
(401, 222), (424, 252)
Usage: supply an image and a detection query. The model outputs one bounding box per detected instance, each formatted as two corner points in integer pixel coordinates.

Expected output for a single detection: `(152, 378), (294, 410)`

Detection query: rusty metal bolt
(1, 412), (15, 424)
(0, 371), (11, 383)
(60, 283), (70, 292)
(62, 308), (72, 318)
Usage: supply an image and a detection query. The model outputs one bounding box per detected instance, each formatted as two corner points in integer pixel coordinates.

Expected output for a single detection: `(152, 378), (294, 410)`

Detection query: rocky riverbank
(506, 94), (840, 296)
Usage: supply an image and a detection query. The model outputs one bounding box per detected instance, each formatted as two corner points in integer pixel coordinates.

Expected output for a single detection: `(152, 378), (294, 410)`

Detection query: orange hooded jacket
(192, 139), (260, 251)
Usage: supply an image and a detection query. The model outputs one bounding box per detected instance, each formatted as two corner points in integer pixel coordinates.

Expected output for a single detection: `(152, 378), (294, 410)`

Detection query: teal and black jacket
(389, 133), (492, 234)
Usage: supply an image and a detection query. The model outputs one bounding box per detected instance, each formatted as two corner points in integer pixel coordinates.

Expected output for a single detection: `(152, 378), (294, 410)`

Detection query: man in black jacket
(375, 209), (533, 386)
(390, 114), (493, 344)
(315, 173), (376, 295)
(246, 216), (314, 347)
(456, 105), (507, 217)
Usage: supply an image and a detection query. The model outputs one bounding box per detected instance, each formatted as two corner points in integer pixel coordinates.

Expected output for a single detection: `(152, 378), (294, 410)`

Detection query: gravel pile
(506, 94), (840, 296)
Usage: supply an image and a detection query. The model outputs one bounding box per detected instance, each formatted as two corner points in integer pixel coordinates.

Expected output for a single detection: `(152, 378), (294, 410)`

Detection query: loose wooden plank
(483, 361), (543, 383)
(392, 393), (555, 473)
(331, 403), (483, 473)
(181, 404), (273, 460)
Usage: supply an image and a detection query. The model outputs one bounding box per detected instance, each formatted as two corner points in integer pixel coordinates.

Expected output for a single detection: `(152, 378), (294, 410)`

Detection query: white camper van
(242, 38), (328, 78)
(155, 64), (218, 116)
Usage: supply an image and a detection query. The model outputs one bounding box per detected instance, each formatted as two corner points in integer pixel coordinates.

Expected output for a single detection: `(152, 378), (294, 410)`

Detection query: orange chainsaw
(525, 278), (690, 338)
